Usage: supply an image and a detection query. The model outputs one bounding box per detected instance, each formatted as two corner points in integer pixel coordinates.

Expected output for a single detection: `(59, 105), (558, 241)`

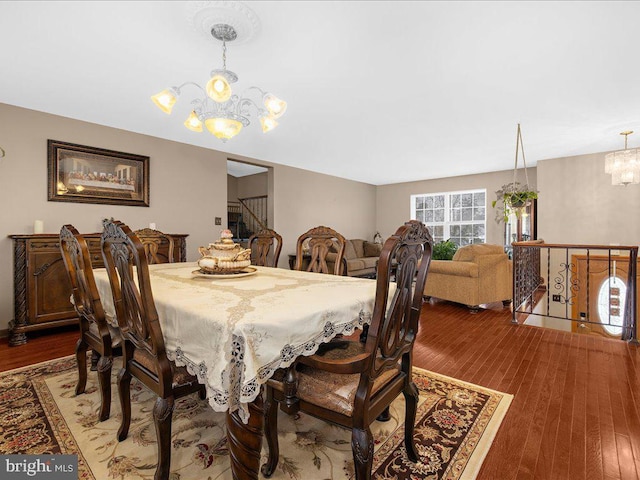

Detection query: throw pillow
(364, 241), (383, 257)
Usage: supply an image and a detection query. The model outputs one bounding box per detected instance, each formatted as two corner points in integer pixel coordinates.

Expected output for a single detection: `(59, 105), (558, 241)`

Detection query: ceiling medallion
(186, 1), (260, 45)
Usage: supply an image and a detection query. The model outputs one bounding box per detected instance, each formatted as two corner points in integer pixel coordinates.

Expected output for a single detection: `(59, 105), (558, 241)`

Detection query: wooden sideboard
(8, 233), (188, 346)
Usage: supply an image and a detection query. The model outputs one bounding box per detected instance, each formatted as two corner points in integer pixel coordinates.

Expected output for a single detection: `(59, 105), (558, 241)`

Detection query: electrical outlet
(552, 294), (561, 302)
(215, 217), (222, 225)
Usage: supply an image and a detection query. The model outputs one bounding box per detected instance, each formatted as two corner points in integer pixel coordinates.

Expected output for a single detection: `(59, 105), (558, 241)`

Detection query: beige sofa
(327, 239), (382, 277)
(423, 243), (512, 313)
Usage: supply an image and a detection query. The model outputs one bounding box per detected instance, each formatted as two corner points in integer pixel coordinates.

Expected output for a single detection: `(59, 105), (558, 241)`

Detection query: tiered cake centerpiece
(197, 229), (252, 274)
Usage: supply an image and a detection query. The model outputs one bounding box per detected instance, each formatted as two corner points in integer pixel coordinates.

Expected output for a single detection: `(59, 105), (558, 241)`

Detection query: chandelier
(605, 131), (640, 186)
(151, 23), (286, 142)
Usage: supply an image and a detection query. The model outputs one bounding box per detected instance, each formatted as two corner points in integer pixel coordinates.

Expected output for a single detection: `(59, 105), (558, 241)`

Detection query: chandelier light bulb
(206, 74), (232, 103)
(263, 94), (287, 118)
(205, 117), (243, 141)
(151, 88), (179, 114)
(184, 111), (203, 132)
(260, 115), (278, 133)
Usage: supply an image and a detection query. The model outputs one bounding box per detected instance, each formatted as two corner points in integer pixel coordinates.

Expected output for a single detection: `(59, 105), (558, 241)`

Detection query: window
(597, 276), (625, 336)
(411, 189), (486, 245)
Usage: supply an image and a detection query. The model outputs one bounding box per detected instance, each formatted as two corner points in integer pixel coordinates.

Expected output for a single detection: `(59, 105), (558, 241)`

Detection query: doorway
(226, 159), (273, 244)
(571, 254), (639, 338)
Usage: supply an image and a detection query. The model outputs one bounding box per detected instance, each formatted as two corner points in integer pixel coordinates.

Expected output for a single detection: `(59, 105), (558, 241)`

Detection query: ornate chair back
(101, 220), (170, 392)
(101, 219), (203, 480)
(262, 220), (433, 479)
(365, 219), (432, 389)
(59, 224), (118, 421)
(295, 225), (346, 275)
(248, 228), (283, 267)
(134, 227), (174, 264)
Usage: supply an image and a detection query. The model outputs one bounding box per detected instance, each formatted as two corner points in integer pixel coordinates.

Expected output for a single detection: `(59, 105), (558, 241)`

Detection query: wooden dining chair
(133, 227), (175, 264)
(101, 220), (205, 480)
(294, 225), (346, 275)
(248, 228), (283, 267)
(262, 220), (433, 480)
(59, 224), (121, 422)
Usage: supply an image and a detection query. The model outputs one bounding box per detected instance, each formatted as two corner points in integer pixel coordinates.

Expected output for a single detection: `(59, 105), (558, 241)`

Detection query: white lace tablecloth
(92, 263), (381, 422)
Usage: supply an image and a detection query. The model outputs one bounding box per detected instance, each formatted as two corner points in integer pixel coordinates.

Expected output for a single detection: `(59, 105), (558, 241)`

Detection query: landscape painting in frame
(48, 140), (149, 207)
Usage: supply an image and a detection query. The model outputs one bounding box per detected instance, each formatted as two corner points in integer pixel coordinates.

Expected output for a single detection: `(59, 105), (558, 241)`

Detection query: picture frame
(48, 139), (150, 207)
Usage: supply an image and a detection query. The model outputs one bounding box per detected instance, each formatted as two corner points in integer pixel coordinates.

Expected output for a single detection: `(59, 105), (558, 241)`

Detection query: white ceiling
(1, 1), (639, 186)
(227, 159), (267, 177)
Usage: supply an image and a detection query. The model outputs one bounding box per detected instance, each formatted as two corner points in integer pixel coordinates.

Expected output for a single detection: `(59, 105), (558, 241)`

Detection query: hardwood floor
(2, 299), (639, 480)
(415, 299), (640, 480)
(0, 324), (78, 372)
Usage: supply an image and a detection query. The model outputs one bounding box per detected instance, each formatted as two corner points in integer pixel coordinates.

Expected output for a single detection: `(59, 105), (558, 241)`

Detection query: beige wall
(0, 103), (227, 332)
(227, 175), (238, 202)
(227, 172), (268, 202)
(376, 168), (537, 245)
(0, 103), (376, 332)
(537, 152), (640, 245)
(237, 172), (268, 199)
(272, 166), (377, 268)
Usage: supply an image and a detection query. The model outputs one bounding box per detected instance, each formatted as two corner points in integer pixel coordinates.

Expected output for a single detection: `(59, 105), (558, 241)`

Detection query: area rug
(0, 356), (512, 479)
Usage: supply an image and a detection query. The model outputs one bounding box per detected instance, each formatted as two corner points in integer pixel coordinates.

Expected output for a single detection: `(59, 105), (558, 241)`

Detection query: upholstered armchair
(423, 243), (512, 313)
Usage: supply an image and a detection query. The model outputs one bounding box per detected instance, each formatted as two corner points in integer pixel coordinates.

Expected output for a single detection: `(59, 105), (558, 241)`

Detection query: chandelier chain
(222, 38), (227, 71)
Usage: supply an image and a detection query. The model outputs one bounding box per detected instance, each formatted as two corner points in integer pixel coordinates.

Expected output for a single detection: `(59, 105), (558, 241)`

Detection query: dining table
(92, 261), (382, 479)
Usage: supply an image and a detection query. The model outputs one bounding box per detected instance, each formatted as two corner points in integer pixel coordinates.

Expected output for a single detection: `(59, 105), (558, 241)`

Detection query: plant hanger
(512, 123), (531, 188)
(491, 123), (538, 223)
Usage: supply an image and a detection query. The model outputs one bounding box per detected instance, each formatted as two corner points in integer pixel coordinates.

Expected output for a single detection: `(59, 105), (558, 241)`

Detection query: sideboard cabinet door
(27, 239), (76, 325)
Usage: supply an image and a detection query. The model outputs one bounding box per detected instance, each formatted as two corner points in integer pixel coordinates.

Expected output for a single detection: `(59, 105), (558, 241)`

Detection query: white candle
(149, 222), (157, 230)
(34, 220), (44, 234)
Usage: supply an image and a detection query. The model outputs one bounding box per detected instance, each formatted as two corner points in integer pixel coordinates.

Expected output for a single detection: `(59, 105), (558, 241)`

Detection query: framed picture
(48, 139), (150, 207)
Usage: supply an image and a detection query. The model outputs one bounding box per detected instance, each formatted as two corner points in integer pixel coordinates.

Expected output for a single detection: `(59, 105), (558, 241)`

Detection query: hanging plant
(492, 182), (538, 223)
(492, 124), (538, 223)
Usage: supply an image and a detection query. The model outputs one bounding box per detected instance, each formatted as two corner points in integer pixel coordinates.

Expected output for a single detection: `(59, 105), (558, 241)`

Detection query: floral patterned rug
(0, 355), (512, 479)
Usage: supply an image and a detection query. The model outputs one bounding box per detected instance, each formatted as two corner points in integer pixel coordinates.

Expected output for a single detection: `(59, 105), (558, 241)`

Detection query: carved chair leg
(359, 324), (369, 343)
(376, 406), (391, 422)
(90, 349), (100, 371)
(261, 387), (279, 478)
(402, 381), (419, 462)
(153, 396), (175, 480)
(352, 427), (374, 480)
(96, 355), (113, 422)
(281, 367), (299, 415)
(75, 338), (88, 396)
(117, 367), (132, 441)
